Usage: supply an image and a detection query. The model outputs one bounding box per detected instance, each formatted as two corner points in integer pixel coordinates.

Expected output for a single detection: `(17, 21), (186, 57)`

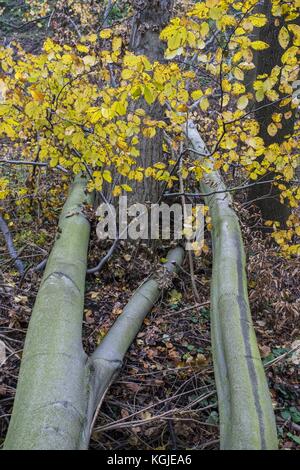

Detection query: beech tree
(128, 0), (175, 203)
(0, 0), (299, 450)
(247, 0), (300, 225)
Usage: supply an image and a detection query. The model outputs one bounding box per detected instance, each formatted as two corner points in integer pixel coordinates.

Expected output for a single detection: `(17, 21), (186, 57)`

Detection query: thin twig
(164, 178), (300, 199)
(0, 216), (25, 275)
(0, 160), (69, 174)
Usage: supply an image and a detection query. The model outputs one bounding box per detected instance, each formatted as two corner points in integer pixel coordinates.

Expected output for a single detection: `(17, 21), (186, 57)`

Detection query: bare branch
(0, 160), (69, 174)
(0, 216), (25, 275)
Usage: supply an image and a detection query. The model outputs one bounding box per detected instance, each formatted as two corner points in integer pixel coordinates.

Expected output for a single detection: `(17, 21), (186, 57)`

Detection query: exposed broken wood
(81, 246), (185, 448)
(3, 170), (184, 449)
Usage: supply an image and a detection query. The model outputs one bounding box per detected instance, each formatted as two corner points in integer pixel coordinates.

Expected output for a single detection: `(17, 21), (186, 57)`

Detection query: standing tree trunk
(186, 121), (278, 450)
(247, 0), (298, 225)
(129, 0), (174, 204)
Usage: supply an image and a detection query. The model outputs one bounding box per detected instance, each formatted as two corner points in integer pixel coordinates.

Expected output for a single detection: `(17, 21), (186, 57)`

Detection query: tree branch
(0, 216), (25, 276)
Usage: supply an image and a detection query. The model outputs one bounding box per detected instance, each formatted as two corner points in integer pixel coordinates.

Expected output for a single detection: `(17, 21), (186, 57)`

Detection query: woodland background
(0, 0), (299, 450)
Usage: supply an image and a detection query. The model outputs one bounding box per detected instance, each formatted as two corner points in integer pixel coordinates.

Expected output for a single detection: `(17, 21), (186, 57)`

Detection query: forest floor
(0, 1), (300, 450)
(1, 185), (299, 449)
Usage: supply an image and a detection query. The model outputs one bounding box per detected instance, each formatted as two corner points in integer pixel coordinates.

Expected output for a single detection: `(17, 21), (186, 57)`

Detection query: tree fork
(186, 121), (278, 450)
(4, 171), (184, 449)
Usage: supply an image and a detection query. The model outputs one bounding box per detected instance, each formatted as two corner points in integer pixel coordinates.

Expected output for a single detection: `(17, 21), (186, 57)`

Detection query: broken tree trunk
(4, 175), (94, 450)
(4, 172), (184, 450)
(186, 121), (278, 450)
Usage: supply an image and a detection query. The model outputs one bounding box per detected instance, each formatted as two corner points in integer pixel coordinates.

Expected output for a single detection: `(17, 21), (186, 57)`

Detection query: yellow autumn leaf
(272, 113), (282, 123)
(278, 26), (289, 49)
(0, 122), (15, 138)
(281, 46), (298, 65)
(100, 29), (112, 39)
(200, 97), (209, 111)
(248, 14), (267, 27)
(112, 185), (122, 197)
(83, 55), (96, 67)
(191, 90), (203, 100)
(255, 89), (265, 102)
(233, 67), (244, 81)
(154, 162), (166, 169)
(209, 7), (222, 20)
(267, 123), (278, 136)
(124, 54), (140, 67)
(89, 109), (102, 124)
(251, 41), (269, 50)
(121, 69), (135, 80)
(165, 47), (184, 59)
(0, 79), (7, 102)
(177, 89), (189, 103)
(103, 170), (112, 183)
(62, 54), (73, 65)
(142, 127), (156, 138)
(168, 31), (183, 50)
(284, 166), (293, 181)
(112, 37), (122, 52)
(232, 83), (246, 95)
(76, 44), (89, 53)
(143, 86), (155, 105)
(288, 24), (300, 46)
(43, 38), (55, 52)
(86, 33), (97, 43)
(121, 184), (132, 192)
(222, 79), (231, 92)
(200, 22), (210, 37)
(30, 89), (45, 103)
(206, 0), (219, 7)
(237, 95), (248, 110)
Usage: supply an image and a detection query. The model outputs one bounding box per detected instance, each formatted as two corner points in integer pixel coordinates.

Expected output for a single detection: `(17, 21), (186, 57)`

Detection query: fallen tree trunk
(186, 121), (278, 450)
(81, 245), (184, 448)
(4, 170), (184, 449)
(4, 174), (94, 450)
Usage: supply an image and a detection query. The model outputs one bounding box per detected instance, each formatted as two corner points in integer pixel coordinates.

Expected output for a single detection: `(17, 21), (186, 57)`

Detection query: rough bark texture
(4, 175), (94, 450)
(247, 0), (298, 225)
(186, 121), (278, 450)
(128, 0), (174, 204)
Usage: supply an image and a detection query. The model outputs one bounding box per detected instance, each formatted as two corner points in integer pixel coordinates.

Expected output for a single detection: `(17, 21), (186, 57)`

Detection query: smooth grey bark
(81, 246), (184, 448)
(186, 121), (278, 450)
(4, 173), (184, 450)
(4, 175), (94, 450)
